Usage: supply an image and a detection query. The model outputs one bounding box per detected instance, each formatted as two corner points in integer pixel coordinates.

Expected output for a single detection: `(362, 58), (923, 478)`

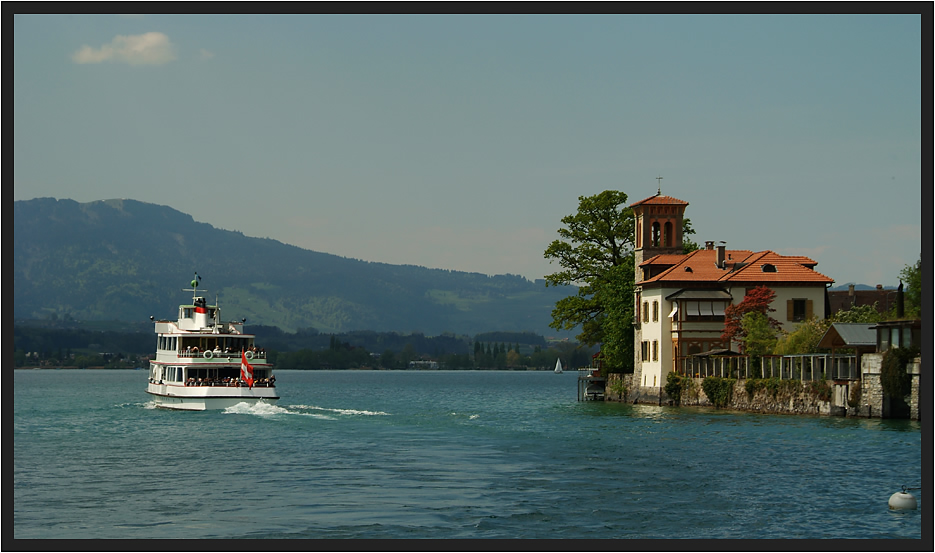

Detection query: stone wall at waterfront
(909, 357), (921, 421)
(609, 372), (833, 414)
(604, 373), (634, 402)
(671, 377), (833, 415)
(606, 354), (921, 420)
(853, 353), (883, 418)
(849, 353), (922, 420)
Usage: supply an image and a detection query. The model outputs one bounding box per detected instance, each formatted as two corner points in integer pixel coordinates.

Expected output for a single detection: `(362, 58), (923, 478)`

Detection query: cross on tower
(656, 176), (663, 195)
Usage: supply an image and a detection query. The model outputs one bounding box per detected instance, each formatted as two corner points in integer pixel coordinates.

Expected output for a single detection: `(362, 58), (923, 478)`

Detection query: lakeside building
(827, 284), (900, 316)
(630, 192), (834, 402)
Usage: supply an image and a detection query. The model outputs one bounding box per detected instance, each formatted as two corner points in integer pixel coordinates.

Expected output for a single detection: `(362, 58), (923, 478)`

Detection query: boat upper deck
(153, 294), (268, 364)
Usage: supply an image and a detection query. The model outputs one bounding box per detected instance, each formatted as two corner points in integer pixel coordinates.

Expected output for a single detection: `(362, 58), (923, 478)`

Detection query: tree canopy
(899, 256), (921, 317)
(544, 191), (636, 352)
(682, 218), (700, 254)
(741, 312), (779, 358)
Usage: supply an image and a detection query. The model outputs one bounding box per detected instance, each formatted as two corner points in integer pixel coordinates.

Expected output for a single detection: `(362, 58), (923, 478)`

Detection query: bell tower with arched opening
(631, 189), (689, 274)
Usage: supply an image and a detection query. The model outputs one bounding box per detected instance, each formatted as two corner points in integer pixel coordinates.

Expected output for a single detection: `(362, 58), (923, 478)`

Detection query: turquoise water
(14, 369), (923, 540)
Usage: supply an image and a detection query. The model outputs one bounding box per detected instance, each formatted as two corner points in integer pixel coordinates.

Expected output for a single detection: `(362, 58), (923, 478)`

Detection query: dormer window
(761, 263), (777, 273)
(684, 267), (693, 272)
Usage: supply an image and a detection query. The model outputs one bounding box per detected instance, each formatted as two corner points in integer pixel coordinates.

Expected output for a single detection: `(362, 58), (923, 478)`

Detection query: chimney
(897, 281), (904, 318)
(705, 241), (715, 251)
(716, 243), (726, 269)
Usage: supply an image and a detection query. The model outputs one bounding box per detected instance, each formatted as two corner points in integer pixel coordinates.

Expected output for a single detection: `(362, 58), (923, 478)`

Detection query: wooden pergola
(817, 323), (877, 380)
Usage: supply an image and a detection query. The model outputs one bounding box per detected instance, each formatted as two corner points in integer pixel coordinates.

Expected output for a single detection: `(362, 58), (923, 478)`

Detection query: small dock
(577, 368), (605, 401)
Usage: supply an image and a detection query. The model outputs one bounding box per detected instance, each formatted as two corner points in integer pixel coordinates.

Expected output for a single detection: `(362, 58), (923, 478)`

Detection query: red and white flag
(241, 351), (254, 388)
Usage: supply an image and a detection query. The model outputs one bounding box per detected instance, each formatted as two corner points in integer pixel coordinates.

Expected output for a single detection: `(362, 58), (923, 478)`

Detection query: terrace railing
(677, 354), (859, 381)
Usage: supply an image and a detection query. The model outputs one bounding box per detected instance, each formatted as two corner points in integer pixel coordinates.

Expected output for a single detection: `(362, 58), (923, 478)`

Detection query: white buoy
(888, 491), (918, 510)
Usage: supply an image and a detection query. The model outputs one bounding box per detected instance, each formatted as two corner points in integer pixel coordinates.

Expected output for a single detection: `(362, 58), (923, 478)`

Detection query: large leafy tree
(596, 262), (636, 371)
(544, 191), (636, 352)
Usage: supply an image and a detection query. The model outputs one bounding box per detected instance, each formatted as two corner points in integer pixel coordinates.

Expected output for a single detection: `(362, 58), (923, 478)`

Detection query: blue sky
(14, 14), (922, 287)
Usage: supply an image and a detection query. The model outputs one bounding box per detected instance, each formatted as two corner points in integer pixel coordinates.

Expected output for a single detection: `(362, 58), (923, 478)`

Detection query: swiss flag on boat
(241, 351), (254, 388)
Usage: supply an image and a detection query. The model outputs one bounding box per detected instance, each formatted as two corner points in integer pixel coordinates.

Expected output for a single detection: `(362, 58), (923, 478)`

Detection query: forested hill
(14, 198), (574, 336)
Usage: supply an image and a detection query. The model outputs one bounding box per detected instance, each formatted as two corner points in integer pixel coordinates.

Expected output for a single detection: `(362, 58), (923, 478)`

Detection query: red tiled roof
(638, 253), (689, 267)
(630, 194), (689, 207)
(638, 249), (833, 285)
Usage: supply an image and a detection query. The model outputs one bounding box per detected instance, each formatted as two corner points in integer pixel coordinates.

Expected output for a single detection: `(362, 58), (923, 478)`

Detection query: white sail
(554, 358), (563, 373)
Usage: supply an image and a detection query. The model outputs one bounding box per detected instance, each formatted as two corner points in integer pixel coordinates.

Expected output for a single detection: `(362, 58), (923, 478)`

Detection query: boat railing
(177, 350), (268, 360)
(183, 379), (276, 387)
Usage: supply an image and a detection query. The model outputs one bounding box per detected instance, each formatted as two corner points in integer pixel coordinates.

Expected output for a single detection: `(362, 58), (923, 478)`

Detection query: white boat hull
(146, 383), (279, 411)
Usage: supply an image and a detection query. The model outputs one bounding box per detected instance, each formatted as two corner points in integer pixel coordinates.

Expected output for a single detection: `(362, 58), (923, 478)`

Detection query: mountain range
(14, 198), (575, 337)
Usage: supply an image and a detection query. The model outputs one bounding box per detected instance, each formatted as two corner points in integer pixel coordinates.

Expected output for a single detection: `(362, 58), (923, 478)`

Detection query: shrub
(608, 379), (628, 400)
(847, 381), (861, 408)
(701, 376), (735, 408)
(807, 379), (832, 402)
(743, 377), (798, 400)
(664, 372), (685, 405)
(881, 347), (918, 417)
(881, 347), (917, 398)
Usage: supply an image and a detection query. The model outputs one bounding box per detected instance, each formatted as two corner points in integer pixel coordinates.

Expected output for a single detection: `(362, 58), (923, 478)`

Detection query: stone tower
(629, 191), (689, 403)
(631, 192), (689, 271)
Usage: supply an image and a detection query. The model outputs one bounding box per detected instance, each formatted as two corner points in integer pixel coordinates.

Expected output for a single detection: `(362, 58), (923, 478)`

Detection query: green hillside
(14, 198), (575, 336)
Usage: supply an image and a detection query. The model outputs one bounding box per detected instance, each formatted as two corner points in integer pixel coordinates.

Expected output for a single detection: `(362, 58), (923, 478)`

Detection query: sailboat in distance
(554, 358), (563, 374)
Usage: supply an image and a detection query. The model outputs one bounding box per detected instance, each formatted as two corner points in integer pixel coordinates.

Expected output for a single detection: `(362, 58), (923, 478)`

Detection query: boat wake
(222, 402), (390, 419)
(291, 404), (390, 417)
(223, 401), (292, 416)
(449, 412), (481, 420)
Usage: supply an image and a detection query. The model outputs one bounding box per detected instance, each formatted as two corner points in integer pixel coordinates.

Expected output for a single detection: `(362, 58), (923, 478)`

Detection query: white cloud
(71, 32), (177, 66)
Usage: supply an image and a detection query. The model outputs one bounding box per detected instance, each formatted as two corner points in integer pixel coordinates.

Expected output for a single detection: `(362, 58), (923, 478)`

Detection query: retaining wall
(605, 359), (921, 420)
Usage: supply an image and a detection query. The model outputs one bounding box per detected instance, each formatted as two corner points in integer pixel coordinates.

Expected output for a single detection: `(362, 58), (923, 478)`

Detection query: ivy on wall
(701, 377), (735, 408)
(881, 347), (918, 417)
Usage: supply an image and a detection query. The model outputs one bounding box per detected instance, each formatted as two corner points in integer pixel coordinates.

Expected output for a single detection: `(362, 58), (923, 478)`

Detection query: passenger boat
(146, 275), (279, 410)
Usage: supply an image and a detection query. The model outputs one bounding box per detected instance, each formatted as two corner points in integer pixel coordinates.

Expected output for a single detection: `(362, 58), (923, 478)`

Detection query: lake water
(14, 369), (923, 541)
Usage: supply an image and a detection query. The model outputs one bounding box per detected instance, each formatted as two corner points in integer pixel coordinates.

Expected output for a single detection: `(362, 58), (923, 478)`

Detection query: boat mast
(183, 272), (205, 302)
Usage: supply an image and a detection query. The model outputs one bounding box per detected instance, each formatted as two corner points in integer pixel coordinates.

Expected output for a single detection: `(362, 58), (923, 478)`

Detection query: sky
(14, 14), (922, 288)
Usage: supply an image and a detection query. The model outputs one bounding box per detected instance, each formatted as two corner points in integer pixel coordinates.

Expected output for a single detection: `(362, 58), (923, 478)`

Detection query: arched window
(664, 221), (673, 247)
(651, 222), (661, 247)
